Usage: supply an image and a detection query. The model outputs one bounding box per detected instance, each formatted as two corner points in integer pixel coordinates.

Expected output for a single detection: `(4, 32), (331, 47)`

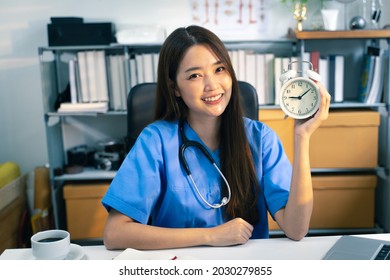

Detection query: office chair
(126, 81), (259, 151)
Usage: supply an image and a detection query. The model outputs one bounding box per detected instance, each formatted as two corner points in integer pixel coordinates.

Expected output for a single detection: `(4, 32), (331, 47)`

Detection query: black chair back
(126, 81), (259, 151)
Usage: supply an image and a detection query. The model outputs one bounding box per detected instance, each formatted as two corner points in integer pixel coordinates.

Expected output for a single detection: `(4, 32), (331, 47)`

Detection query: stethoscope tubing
(179, 121), (231, 209)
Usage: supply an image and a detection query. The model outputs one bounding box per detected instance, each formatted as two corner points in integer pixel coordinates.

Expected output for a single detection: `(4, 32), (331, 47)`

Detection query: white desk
(1, 233), (390, 260)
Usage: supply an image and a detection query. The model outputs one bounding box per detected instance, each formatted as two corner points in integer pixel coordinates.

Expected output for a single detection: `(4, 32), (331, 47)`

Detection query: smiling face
(175, 44), (232, 126)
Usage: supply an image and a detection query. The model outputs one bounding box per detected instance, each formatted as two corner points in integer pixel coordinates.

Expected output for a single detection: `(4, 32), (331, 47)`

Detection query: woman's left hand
(294, 81), (331, 138)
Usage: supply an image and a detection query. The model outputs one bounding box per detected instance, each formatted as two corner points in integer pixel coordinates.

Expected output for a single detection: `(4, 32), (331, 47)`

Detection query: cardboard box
(268, 213), (280, 231)
(0, 174), (26, 211)
(0, 172), (27, 254)
(268, 174), (377, 231)
(311, 174), (376, 228)
(259, 109), (294, 163)
(310, 110), (380, 168)
(63, 182), (109, 240)
(0, 196), (25, 254)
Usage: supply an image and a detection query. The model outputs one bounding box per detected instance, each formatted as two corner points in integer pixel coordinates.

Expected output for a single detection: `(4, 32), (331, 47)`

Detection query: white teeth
(203, 94), (222, 102)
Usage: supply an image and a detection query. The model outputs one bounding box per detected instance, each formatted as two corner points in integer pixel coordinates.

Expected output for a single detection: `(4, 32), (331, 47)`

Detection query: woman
(102, 25), (331, 250)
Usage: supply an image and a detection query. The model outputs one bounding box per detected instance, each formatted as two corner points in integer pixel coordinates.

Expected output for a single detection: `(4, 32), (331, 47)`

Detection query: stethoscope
(179, 121), (231, 209)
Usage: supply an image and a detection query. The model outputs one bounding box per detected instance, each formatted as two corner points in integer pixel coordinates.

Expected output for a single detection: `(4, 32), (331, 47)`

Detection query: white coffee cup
(31, 229), (70, 260)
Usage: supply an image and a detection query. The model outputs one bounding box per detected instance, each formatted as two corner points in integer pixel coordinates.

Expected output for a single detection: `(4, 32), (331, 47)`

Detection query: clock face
(279, 77), (320, 119)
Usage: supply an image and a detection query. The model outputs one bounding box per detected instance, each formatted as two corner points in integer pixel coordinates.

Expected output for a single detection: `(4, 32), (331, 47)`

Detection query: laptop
(323, 235), (390, 260)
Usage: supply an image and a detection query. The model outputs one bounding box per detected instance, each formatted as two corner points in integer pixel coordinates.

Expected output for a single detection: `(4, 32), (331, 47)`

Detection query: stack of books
(358, 46), (387, 104)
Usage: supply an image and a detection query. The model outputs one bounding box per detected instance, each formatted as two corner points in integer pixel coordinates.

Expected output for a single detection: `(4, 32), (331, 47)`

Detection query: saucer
(30, 243), (84, 260)
(65, 244), (84, 260)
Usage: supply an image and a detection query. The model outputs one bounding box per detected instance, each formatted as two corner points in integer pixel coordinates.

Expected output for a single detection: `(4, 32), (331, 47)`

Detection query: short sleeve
(102, 125), (164, 224)
(261, 125), (292, 216)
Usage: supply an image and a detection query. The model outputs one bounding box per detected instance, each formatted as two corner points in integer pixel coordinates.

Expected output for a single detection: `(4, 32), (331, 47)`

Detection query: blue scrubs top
(102, 118), (292, 239)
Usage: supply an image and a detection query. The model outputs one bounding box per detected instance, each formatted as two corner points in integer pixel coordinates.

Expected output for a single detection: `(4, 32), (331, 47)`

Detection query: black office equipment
(47, 17), (115, 46)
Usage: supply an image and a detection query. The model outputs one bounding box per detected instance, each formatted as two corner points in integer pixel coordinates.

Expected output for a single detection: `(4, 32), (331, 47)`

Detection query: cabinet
(38, 30), (390, 242)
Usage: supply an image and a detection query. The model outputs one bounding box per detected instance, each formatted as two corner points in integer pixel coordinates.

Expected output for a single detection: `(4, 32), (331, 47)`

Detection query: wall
(0, 0), (389, 174)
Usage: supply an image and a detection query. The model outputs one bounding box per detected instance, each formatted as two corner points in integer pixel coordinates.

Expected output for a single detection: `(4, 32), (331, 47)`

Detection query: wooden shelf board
(293, 29), (390, 40)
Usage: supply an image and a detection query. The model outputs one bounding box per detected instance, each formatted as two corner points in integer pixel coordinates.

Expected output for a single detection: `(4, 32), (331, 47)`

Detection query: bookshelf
(38, 31), (390, 241)
(293, 29), (390, 235)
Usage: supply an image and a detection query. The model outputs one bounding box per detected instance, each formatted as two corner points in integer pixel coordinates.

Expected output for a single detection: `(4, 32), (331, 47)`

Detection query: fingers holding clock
(314, 81), (331, 121)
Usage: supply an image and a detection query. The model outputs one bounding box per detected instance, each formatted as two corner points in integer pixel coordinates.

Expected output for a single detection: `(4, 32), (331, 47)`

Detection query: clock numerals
(280, 77), (320, 119)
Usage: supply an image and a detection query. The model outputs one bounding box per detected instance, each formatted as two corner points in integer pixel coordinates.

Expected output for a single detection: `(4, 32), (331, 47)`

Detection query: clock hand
(287, 89), (311, 100)
(299, 89), (311, 98)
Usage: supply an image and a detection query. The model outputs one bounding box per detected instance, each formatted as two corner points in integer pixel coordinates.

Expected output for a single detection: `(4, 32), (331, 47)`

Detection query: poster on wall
(189, 0), (269, 40)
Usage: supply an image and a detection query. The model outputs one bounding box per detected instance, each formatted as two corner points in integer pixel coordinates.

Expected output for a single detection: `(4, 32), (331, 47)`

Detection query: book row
(357, 46), (388, 105)
(57, 47), (386, 113)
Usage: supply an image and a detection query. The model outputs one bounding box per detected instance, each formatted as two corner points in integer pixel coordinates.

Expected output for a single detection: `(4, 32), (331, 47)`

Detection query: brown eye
(216, 66), (225, 73)
(188, 73), (200, 80)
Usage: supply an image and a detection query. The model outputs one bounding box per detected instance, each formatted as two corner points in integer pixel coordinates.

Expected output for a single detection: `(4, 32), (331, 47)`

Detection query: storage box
(268, 174), (377, 231)
(310, 110), (380, 168)
(259, 109), (294, 163)
(0, 196), (25, 254)
(0, 174), (27, 255)
(311, 174), (376, 228)
(63, 182), (109, 240)
(0, 173), (26, 211)
(268, 213), (280, 231)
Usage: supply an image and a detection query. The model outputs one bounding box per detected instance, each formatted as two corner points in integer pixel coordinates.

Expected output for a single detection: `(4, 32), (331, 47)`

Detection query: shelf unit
(38, 30), (390, 241)
(38, 39), (297, 236)
(294, 29), (390, 234)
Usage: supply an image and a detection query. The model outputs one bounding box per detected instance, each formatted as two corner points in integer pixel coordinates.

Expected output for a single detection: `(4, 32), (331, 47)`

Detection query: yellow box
(268, 213), (280, 231)
(310, 110), (380, 168)
(268, 174), (377, 231)
(63, 182), (109, 240)
(259, 109), (295, 163)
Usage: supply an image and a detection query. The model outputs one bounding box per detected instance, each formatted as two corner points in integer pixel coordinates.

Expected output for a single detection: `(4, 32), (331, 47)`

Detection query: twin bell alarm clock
(279, 61), (321, 119)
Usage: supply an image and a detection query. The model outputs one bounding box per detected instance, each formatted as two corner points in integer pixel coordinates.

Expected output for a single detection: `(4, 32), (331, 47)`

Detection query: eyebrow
(184, 60), (223, 73)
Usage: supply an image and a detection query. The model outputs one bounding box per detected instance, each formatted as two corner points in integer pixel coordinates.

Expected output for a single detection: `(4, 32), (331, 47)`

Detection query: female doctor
(102, 25), (331, 250)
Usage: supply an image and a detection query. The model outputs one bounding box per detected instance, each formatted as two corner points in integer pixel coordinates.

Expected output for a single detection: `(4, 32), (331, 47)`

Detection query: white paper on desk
(114, 248), (196, 260)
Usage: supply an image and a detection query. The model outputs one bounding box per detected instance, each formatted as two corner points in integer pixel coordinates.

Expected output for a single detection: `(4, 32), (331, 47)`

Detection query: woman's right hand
(206, 218), (253, 246)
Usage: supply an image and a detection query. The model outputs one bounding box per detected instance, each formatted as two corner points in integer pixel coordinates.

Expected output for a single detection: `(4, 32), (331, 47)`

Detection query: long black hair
(155, 25), (259, 225)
